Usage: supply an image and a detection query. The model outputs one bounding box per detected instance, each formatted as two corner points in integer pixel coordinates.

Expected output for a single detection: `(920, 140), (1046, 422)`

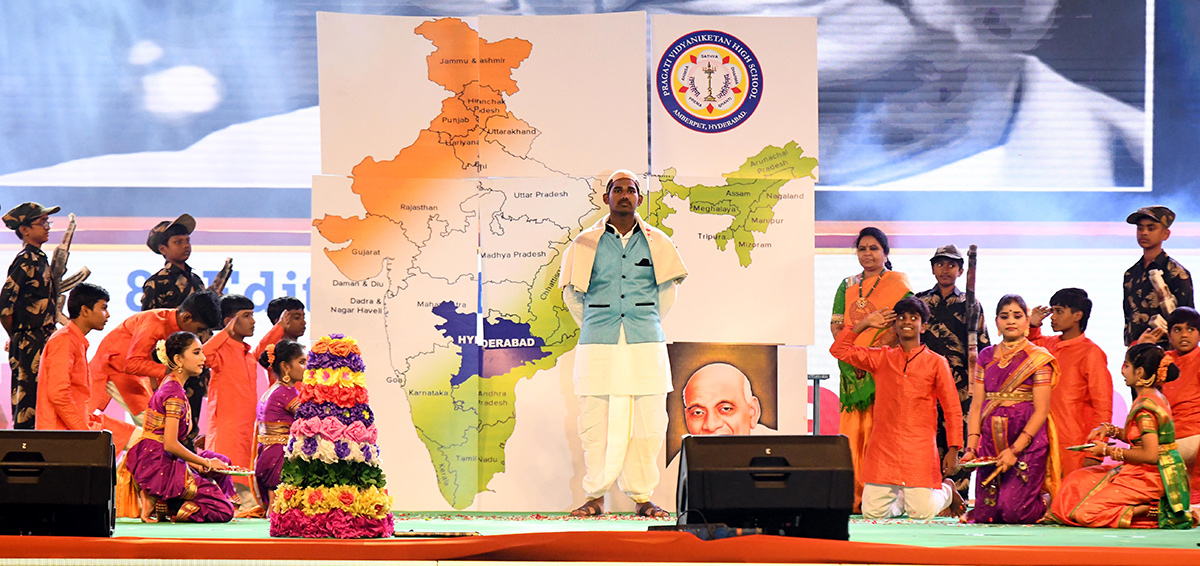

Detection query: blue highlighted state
(433, 301), (482, 387)
(433, 302), (553, 385)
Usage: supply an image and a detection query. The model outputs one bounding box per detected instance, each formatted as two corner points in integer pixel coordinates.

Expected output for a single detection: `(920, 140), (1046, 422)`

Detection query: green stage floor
(112, 513), (1200, 549)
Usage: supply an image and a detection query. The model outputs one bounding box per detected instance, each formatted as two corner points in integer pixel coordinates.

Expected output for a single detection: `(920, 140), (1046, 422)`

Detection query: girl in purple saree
(125, 332), (236, 523)
(961, 294), (1061, 524)
(253, 339), (304, 510)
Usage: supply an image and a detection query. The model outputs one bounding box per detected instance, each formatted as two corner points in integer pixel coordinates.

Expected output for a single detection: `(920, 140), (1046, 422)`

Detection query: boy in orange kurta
(203, 294), (259, 484)
(37, 283), (139, 449)
(253, 296), (306, 386)
(1153, 307), (1200, 504)
(35, 284), (107, 421)
(1029, 288), (1113, 478)
(830, 297), (964, 519)
(88, 290), (222, 423)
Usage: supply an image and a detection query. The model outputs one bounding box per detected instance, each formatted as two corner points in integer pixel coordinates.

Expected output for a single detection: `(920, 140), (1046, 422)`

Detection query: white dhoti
(578, 393), (668, 502)
(861, 481), (954, 520)
(572, 328), (672, 503)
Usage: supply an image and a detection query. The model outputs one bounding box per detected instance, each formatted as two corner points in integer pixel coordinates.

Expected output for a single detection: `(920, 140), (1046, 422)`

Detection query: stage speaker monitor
(676, 434), (853, 540)
(0, 430), (115, 537)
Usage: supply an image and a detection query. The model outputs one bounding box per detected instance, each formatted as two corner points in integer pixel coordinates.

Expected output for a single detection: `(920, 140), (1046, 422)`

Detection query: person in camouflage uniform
(0, 202), (61, 429)
(1123, 205), (1193, 349)
(141, 214), (206, 311)
(914, 244), (991, 499)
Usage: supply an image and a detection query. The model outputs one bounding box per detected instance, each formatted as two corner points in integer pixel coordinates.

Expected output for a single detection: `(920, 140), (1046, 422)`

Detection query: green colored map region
(406, 246), (579, 509)
(637, 189), (677, 237)
(655, 141), (817, 267)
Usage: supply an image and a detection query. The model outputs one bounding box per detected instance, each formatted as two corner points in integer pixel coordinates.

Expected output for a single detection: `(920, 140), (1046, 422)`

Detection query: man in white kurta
(560, 169), (687, 517)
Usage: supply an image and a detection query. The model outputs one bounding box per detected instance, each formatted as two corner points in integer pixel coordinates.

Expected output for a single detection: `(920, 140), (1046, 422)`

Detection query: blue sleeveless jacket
(578, 227), (663, 344)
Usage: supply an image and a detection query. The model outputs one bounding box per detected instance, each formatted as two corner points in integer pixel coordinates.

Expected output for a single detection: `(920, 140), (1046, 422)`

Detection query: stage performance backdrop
(1, 0), (1193, 513)
(310, 12), (816, 511)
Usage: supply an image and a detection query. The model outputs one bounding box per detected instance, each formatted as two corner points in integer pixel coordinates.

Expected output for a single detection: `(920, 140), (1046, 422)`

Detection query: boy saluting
(1028, 288), (1112, 478)
(830, 297), (965, 519)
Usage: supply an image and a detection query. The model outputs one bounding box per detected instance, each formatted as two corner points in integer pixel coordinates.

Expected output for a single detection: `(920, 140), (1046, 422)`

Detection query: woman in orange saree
(830, 226), (912, 511)
(1048, 344), (1195, 528)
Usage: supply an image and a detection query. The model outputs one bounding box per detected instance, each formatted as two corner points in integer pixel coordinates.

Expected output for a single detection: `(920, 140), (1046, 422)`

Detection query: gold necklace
(856, 271), (885, 309)
(996, 339), (1027, 368)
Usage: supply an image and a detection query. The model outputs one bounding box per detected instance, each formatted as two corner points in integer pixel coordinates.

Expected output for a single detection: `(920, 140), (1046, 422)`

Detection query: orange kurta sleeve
(253, 324), (286, 386)
(203, 330), (229, 447)
(829, 327), (886, 373)
(1027, 325), (1053, 348)
(1083, 347), (1113, 428)
(122, 310), (172, 380)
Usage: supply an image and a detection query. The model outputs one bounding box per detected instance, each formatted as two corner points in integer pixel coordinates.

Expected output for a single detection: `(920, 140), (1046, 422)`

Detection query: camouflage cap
(3, 202), (61, 230)
(1126, 205), (1176, 229)
(146, 213), (197, 253)
(930, 244), (963, 263)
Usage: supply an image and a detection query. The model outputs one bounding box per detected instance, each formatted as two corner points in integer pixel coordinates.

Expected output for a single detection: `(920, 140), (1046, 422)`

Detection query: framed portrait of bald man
(665, 343), (779, 462)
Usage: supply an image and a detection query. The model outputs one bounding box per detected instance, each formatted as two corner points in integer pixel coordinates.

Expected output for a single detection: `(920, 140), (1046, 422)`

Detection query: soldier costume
(915, 244), (991, 497)
(1123, 206), (1193, 348)
(1, 202), (61, 429)
(141, 214), (206, 311)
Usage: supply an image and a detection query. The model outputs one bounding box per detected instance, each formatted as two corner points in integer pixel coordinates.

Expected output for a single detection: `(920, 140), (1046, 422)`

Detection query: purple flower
(302, 436), (318, 456)
(295, 402), (375, 426)
(329, 333), (345, 339)
(334, 440), (351, 459)
(305, 351), (366, 372)
(363, 445), (373, 461)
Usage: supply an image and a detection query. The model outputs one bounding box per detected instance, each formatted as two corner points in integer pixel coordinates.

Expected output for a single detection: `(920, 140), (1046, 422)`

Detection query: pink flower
(344, 421), (369, 443)
(292, 417), (322, 437)
(319, 417), (348, 441)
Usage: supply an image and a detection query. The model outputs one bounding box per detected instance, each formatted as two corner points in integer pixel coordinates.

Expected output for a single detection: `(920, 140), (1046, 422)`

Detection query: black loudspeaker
(676, 434), (853, 540)
(0, 430), (115, 537)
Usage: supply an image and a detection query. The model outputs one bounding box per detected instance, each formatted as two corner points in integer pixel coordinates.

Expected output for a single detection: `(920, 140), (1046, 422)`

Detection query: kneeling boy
(830, 297), (964, 519)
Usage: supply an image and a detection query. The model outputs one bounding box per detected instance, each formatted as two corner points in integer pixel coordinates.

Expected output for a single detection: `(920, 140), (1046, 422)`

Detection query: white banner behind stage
(310, 12), (818, 511)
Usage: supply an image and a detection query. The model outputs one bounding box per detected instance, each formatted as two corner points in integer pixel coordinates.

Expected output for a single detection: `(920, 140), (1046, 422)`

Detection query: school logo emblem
(657, 30), (763, 133)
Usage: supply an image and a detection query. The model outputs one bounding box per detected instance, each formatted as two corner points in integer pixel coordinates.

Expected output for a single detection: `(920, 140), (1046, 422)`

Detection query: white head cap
(605, 169), (640, 190)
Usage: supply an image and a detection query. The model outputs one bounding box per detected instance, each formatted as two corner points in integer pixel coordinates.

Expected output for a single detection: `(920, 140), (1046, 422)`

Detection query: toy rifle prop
(965, 245), (979, 372)
(51, 214), (91, 324)
(207, 258), (234, 295)
(1148, 269), (1177, 333)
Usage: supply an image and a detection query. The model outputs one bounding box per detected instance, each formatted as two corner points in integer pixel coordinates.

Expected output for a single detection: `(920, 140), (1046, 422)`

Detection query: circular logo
(656, 30), (763, 133)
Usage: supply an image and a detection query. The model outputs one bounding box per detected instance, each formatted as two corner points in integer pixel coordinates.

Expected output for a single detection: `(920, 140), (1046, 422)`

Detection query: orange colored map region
(429, 96), (478, 137)
(442, 130), (483, 172)
(476, 138), (557, 178)
(350, 167), (474, 221)
(434, 82), (507, 146)
(483, 113), (539, 157)
(415, 18), (531, 96)
(311, 214), (416, 281)
(352, 128), (476, 181)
